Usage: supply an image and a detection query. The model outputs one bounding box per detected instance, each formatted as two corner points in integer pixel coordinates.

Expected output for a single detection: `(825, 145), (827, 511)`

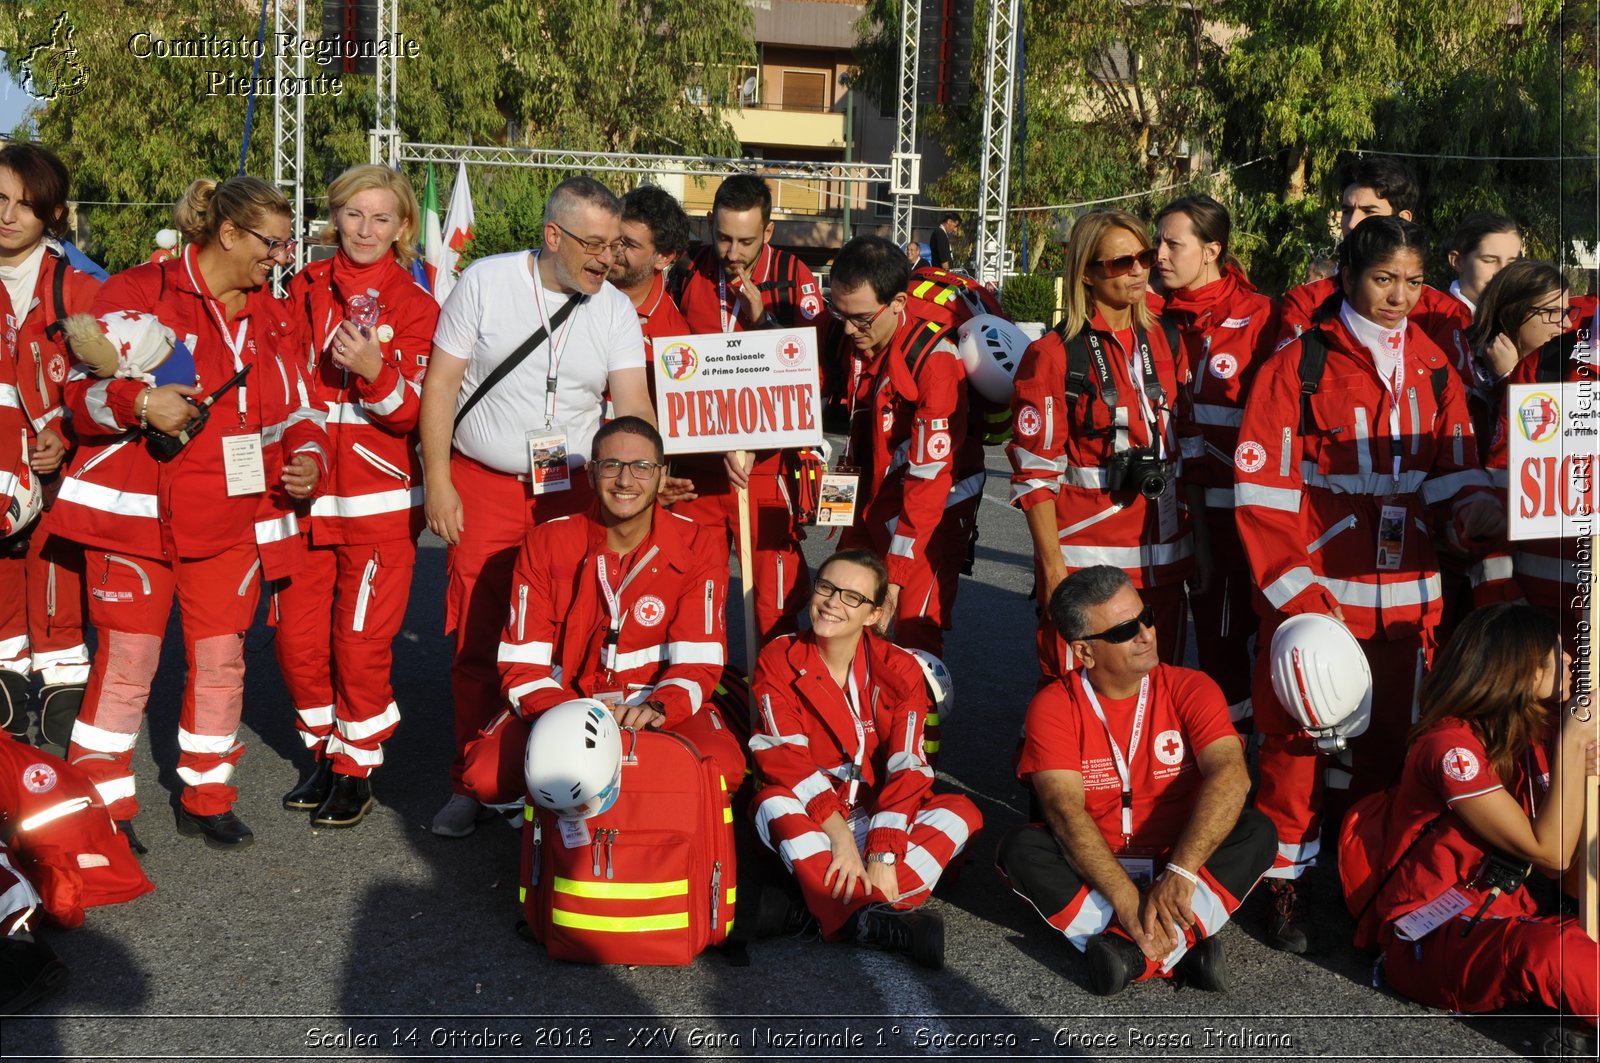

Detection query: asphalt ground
(2, 443), (1585, 1062)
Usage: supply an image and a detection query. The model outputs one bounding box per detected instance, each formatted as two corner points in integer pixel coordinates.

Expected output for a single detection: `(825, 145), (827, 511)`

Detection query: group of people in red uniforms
(0, 143), (1595, 1051)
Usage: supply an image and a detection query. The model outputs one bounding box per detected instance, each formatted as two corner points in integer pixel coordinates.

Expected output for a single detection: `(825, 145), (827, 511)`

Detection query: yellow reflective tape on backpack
(551, 909), (691, 933)
(554, 876), (688, 900)
(723, 806), (733, 823)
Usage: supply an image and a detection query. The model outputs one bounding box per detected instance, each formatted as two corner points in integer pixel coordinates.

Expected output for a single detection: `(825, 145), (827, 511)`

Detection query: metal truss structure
(369, 0), (400, 166)
(272, 0), (306, 282)
(889, 0), (921, 246)
(391, 142), (891, 187)
(974, 0), (1019, 285)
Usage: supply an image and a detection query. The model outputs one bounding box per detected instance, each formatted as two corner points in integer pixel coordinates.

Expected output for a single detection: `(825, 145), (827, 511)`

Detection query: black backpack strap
(901, 320), (950, 379)
(453, 294), (585, 430)
(40, 257), (70, 341)
(1296, 329), (1330, 435)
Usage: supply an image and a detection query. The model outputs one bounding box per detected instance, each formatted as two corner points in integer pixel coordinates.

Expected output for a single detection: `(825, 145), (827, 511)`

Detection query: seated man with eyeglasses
(997, 565), (1273, 997)
(459, 416), (745, 803)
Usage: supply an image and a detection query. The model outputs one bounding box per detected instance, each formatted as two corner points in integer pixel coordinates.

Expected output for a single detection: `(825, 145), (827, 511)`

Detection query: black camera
(1105, 447), (1170, 500)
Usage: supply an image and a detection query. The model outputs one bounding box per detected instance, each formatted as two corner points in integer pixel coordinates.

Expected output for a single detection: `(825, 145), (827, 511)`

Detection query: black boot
(311, 773), (374, 828)
(282, 759), (334, 811)
(0, 670), (29, 744)
(175, 806), (254, 849)
(1174, 934), (1230, 991)
(1084, 931), (1148, 997)
(750, 881), (817, 939)
(36, 683), (84, 758)
(115, 819), (148, 856)
(854, 907), (944, 969)
(1265, 879), (1310, 954)
(0, 934), (69, 1015)
(1541, 1018), (1597, 1058)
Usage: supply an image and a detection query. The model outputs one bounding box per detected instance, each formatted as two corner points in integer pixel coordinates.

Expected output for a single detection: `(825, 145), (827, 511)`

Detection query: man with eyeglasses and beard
(457, 416), (745, 804)
(997, 566), (1273, 998)
(420, 175), (656, 837)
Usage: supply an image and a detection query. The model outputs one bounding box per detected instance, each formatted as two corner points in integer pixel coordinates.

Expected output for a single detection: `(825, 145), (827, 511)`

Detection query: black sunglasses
(1080, 605), (1156, 644)
(1091, 248), (1157, 278)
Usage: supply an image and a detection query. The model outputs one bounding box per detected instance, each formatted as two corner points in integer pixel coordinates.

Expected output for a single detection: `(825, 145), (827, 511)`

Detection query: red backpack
(1338, 787), (1441, 953)
(519, 727), (737, 965)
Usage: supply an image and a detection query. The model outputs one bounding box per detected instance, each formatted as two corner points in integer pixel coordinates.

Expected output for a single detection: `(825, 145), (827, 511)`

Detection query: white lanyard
(716, 246), (768, 334)
(185, 248), (249, 423)
(530, 252), (579, 429)
(838, 646), (871, 809)
(1078, 670), (1150, 844)
(595, 545), (659, 675)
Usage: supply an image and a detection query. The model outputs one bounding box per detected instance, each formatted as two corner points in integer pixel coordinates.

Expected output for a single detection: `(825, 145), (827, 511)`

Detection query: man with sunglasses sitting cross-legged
(997, 565), (1274, 997)
(457, 416), (746, 805)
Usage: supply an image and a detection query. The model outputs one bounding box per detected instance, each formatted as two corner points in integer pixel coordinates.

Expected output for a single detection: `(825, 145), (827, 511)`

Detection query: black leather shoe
(282, 759), (334, 811)
(311, 773), (374, 828)
(1084, 932), (1147, 997)
(854, 908), (944, 969)
(1174, 934), (1229, 991)
(175, 807), (255, 849)
(1541, 1018), (1597, 1058)
(1265, 879), (1310, 954)
(0, 935), (69, 1016)
(751, 881), (817, 939)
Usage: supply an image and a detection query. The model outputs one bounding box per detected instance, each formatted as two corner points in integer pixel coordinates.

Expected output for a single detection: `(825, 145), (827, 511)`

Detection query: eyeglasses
(1529, 305), (1569, 325)
(1090, 248), (1157, 278)
(826, 300), (890, 333)
(554, 223), (624, 259)
(593, 458), (663, 479)
(236, 224), (296, 260)
(813, 578), (877, 610)
(1079, 605), (1156, 644)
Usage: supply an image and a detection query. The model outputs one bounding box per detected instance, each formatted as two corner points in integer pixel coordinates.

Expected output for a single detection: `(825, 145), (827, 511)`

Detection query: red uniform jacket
(1234, 313), (1508, 639)
(48, 247), (329, 576)
(841, 314), (984, 586)
(750, 630), (934, 862)
(1163, 266), (1278, 509)
(498, 505), (728, 728)
(1006, 313), (1192, 588)
(2, 246), (102, 437)
(1278, 275), (1466, 370)
(287, 253), (435, 546)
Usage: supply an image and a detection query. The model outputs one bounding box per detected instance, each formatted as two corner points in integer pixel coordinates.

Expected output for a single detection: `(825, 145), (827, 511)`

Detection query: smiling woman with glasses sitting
(745, 548), (982, 969)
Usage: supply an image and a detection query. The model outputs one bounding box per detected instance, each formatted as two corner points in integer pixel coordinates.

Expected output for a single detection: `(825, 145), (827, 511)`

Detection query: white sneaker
(430, 793), (482, 837)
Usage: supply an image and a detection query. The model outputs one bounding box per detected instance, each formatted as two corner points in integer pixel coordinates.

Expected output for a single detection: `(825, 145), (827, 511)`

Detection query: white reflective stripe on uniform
(1191, 403), (1243, 426)
(885, 750), (933, 778)
(260, 422), (287, 446)
(498, 640), (553, 665)
(1203, 486), (1234, 509)
(1322, 573), (1442, 609)
(753, 792), (810, 849)
(1011, 447), (1057, 474)
(1261, 566), (1317, 610)
(791, 770), (835, 807)
(254, 513), (298, 545)
(71, 720), (140, 753)
(310, 486), (425, 520)
(296, 703), (335, 729)
(906, 458), (945, 480)
(748, 731), (808, 751)
(888, 533), (915, 560)
(324, 734), (384, 767)
(1010, 477), (1059, 503)
(176, 762), (236, 786)
(1419, 467), (1489, 506)
(0, 383), (20, 408)
(18, 796), (92, 832)
(1180, 435), (1205, 460)
(0, 861), (42, 925)
(870, 811), (909, 835)
(1235, 482), (1301, 512)
(1263, 835), (1321, 880)
(1305, 514), (1359, 555)
(1300, 462), (1427, 496)
(337, 701), (400, 742)
(84, 379), (122, 430)
(946, 472), (984, 507)
(508, 677), (562, 703)
(1060, 538), (1192, 570)
(177, 728), (239, 755)
(0, 469), (16, 499)
(288, 404), (328, 431)
(323, 401), (377, 426)
(1514, 550), (1583, 586)
(1058, 464), (1111, 489)
(93, 775), (137, 804)
(611, 640), (725, 673)
(1467, 555), (1514, 587)
(56, 477), (159, 519)
(363, 376), (408, 417)
(917, 805), (972, 850)
(0, 633), (28, 664)
(651, 676), (704, 713)
(292, 442), (329, 468)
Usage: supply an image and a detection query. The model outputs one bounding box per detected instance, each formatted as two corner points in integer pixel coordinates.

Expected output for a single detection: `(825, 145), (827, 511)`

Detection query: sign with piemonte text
(651, 329), (824, 456)
(1507, 381), (1600, 541)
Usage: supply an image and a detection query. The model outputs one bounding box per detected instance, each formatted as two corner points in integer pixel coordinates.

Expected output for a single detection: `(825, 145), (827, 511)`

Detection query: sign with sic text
(651, 329), (824, 456)
(1507, 381), (1600, 541)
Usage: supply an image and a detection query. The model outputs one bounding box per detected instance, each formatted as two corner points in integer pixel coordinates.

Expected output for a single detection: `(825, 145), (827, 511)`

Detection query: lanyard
(1078, 670), (1150, 845)
(1084, 328), (1165, 458)
(1377, 337), (1406, 492)
(595, 545), (660, 676)
(530, 251), (580, 429)
(842, 643), (871, 809)
(716, 245), (768, 334)
(185, 247), (249, 424)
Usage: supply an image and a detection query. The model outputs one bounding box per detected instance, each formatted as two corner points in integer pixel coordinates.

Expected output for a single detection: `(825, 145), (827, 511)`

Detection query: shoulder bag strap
(453, 294), (585, 430)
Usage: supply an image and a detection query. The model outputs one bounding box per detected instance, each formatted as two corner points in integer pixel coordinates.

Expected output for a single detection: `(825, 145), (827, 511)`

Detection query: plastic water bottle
(347, 289), (380, 331)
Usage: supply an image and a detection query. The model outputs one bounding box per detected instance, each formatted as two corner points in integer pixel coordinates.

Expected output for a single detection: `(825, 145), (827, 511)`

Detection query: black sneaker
(1265, 879), (1309, 954)
(1084, 932), (1147, 997)
(1174, 934), (1229, 992)
(855, 907), (945, 970)
(751, 882), (817, 939)
(0, 935), (69, 1015)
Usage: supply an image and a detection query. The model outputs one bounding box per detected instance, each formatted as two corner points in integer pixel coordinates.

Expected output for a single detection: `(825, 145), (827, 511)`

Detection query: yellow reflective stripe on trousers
(553, 876), (688, 900)
(551, 909), (690, 932)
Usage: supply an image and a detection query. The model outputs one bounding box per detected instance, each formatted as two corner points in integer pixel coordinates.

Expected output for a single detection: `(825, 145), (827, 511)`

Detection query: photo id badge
(558, 816), (592, 849)
(221, 434), (266, 497)
(1376, 502), (1406, 572)
(815, 471), (861, 527)
(1115, 856), (1156, 889)
(526, 431), (571, 495)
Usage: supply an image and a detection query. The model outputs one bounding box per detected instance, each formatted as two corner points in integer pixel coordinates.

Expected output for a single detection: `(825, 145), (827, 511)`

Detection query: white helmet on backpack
(956, 314), (1029, 404)
(525, 699), (624, 820)
(905, 649), (955, 725)
(1, 441), (42, 541)
(1269, 613), (1373, 754)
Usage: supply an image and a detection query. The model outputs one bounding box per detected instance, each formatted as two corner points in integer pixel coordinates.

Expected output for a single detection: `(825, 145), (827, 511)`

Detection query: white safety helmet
(525, 699), (623, 820)
(1, 443), (42, 540)
(1269, 613), (1373, 754)
(956, 314), (1029, 404)
(905, 649), (955, 725)
(155, 228), (179, 251)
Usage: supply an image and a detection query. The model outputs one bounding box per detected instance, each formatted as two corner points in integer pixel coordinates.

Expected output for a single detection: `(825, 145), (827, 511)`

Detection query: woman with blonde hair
(50, 175), (327, 850)
(275, 164), (438, 828)
(1006, 209), (1189, 680)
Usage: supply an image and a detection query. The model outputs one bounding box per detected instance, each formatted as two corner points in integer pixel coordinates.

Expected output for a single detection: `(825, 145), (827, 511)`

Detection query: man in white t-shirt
(419, 174), (653, 837)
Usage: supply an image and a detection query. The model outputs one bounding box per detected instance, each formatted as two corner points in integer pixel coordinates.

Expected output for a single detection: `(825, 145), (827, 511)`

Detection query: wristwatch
(867, 852), (896, 866)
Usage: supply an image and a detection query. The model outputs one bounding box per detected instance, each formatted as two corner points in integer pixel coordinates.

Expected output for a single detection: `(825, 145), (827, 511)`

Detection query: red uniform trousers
(847, 495), (977, 659)
(1252, 614), (1425, 879)
(444, 452), (593, 792)
(272, 538), (412, 778)
(751, 786), (980, 939)
(669, 454), (809, 646)
(67, 543), (261, 819)
(995, 808), (1274, 973)
(1384, 914), (1597, 1027)
(1036, 581), (1187, 685)
(0, 528), (89, 684)
(1187, 509), (1256, 725)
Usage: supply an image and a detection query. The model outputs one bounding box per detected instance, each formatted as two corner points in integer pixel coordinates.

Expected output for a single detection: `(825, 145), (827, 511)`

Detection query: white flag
(433, 161), (476, 305)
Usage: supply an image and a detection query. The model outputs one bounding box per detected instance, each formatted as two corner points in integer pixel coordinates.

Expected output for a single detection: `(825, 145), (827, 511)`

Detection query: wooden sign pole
(734, 450), (758, 676)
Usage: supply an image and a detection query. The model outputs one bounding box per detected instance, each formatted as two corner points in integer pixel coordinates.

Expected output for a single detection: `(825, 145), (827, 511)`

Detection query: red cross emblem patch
(925, 430), (951, 461)
(632, 595), (667, 627)
(1442, 746), (1479, 782)
(1016, 404), (1042, 438)
(1208, 352), (1239, 380)
(1153, 729), (1185, 766)
(1234, 440), (1267, 473)
(23, 762), (58, 794)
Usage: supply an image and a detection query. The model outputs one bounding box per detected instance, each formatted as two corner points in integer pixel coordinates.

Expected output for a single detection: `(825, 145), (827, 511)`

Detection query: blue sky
(0, 55), (38, 135)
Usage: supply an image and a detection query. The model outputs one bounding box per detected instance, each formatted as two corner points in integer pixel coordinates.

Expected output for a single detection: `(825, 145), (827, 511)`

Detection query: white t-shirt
(433, 250), (645, 474)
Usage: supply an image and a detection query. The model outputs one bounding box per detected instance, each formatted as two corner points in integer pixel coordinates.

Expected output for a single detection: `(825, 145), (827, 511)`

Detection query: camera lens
(1138, 472), (1167, 500)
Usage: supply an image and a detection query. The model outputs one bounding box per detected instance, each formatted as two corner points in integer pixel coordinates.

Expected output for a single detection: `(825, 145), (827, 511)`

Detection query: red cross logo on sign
(1153, 729), (1185, 766)
(1441, 746), (1479, 782)
(776, 335), (806, 367)
(23, 763), (57, 793)
(633, 595), (667, 627)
